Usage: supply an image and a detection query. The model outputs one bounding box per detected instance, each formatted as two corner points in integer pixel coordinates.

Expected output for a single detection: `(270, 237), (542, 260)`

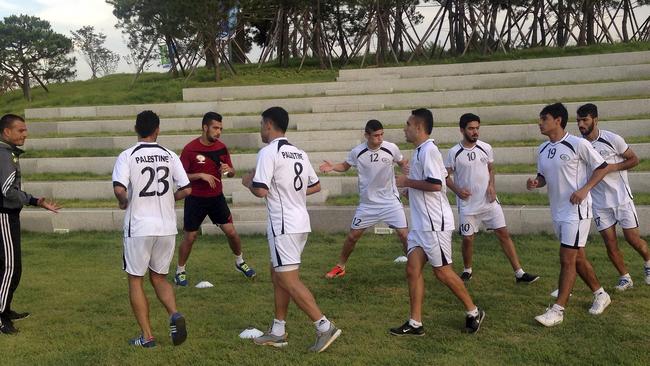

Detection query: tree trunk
(393, 2), (404, 60)
(376, 1), (390, 65)
(335, 2), (348, 62)
(455, 0), (466, 55)
(277, 6), (290, 67)
(584, 0), (596, 45)
(538, 0), (546, 47)
(21, 63), (30, 101)
(622, 0), (630, 42)
(557, 0), (566, 47)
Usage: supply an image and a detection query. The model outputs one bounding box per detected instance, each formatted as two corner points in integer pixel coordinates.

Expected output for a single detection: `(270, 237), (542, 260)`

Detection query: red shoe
(325, 265), (346, 279)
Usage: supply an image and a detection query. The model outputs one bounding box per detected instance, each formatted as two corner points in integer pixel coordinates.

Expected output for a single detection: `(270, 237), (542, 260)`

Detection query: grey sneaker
(615, 276), (633, 291)
(253, 331), (288, 348)
(309, 323), (342, 353)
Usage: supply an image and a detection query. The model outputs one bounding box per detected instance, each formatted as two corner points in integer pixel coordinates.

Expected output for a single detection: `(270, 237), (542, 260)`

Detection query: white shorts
(594, 202), (639, 231)
(123, 235), (176, 276)
(351, 202), (408, 230)
(458, 205), (507, 236)
(268, 232), (308, 272)
(553, 220), (591, 249)
(406, 230), (453, 268)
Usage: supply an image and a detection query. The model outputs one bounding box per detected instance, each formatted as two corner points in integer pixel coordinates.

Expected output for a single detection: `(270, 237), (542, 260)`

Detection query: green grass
(22, 172), (112, 181)
(494, 159), (650, 174)
(6, 230), (650, 365)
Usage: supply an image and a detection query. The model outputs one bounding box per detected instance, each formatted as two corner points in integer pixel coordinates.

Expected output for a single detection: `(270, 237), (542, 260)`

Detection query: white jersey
(536, 133), (606, 222)
(587, 129), (633, 209)
(112, 142), (190, 238)
(445, 140), (496, 215)
(408, 139), (454, 231)
(252, 137), (319, 236)
(346, 141), (403, 206)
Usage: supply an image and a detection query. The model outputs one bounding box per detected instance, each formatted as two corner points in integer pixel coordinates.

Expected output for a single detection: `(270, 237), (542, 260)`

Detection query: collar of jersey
(416, 139), (435, 149)
(548, 132), (569, 145)
(270, 137), (288, 144)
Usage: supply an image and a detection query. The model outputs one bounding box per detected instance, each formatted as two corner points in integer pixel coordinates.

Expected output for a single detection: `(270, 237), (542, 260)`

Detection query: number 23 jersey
(536, 133), (605, 222)
(112, 142), (190, 237)
(252, 138), (319, 236)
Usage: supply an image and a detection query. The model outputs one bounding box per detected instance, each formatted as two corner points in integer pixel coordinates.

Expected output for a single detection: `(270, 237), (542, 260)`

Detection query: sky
(1, 1), (649, 81)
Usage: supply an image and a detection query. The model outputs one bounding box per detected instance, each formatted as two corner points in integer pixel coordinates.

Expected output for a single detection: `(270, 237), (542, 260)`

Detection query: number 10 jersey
(252, 138), (319, 236)
(112, 142), (190, 237)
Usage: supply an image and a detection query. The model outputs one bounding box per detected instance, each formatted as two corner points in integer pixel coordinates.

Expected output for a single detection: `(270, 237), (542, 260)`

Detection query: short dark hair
(202, 111), (223, 127)
(577, 103), (598, 119)
(364, 119), (383, 134)
(411, 108), (433, 135)
(135, 110), (160, 138)
(261, 106), (289, 133)
(459, 113), (480, 129)
(540, 102), (568, 129)
(0, 114), (24, 132)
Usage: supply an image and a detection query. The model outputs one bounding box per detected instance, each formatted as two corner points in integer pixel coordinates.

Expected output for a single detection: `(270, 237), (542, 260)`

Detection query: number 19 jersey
(252, 138), (319, 236)
(536, 133), (606, 222)
(112, 142), (190, 238)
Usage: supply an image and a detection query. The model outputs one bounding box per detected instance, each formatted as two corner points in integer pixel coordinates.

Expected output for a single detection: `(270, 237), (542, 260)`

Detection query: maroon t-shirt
(180, 138), (233, 197)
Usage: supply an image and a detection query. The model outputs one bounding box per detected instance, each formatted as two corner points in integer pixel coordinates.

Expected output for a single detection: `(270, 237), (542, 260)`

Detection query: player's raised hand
(526, 177), (538, 190)
(570, 188), (588, 204)
(200, 172), (220, 188)
(319, 160), (334, 173)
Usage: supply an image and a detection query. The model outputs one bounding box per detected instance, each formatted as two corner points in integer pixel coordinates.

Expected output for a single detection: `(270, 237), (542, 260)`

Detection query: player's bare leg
(493, 227), (523, 271)
(395, 227), (409, 254)
(461, 234), (474, 270)
(556, 247), (579, 307)
(622, 227), (650, 262)
(221, 223), (242, 256)
(273, 269), (323, 321)
(128, 275), (153, 339)
(150, 271), (178, 316)
(271, 267), (290, 321)
(178, 230), (199, 267)
(433, 265), (476, 311)
(406, 248), (427, 322)
(575, 248), (602, 292)
(326, 228), (365, 278)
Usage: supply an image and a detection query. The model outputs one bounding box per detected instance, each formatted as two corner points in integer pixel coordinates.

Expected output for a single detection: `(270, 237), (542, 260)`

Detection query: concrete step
(183, 63), (650, 102)
(25, 119), (649, 152)
(20, 205), (650, 235)
(337, 50), (650, 81)
(25, 79), (650, 119)
(22, 171), (650, 201)
(19, 143), (650, 175)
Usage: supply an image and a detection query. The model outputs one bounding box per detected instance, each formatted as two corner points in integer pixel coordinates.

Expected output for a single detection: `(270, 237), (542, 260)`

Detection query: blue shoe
(174, 272), (188, 287)
(128, 335), (156, 348)
(169, 312), (187, 346)
(236, 261), (256, 278)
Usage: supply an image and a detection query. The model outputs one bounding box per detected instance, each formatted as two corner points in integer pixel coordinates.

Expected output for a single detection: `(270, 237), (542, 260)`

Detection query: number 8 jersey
(252, 137), (319, 236)
(112, 142), (190, 237)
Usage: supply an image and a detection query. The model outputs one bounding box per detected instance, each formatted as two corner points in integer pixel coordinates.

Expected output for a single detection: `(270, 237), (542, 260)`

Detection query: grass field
(4, 231), (649, 365)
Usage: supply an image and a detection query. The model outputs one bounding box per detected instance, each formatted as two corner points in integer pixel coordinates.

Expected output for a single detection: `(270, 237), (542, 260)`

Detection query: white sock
(621, 273), (631, 279)
(314, 316), (331, 332)
(466, 307), (479, 317)
(551, 304), (565, 313)
(645, 260), (650, 267)
(514, 268), (525, 278)
(176, 265), (186, 274)
(235, 254), (244, 265)
(464, 267), (472, 274)
(271, 318), (285, 336)
(593, 287), (605, 296)
(408, 318), (422, 328)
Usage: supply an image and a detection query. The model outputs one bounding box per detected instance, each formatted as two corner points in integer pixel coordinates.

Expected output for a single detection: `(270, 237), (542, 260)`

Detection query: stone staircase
(21, 50), (650, 235)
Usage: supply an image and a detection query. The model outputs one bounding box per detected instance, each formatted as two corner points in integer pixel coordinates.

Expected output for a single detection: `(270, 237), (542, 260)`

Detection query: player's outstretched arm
(613, 148), (639, 172)
(319, 160), (351, 173)
(396, 174), (442, 192)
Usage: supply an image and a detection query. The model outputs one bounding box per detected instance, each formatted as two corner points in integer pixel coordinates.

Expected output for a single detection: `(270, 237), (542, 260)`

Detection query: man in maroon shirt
(174, 112), (256, 286)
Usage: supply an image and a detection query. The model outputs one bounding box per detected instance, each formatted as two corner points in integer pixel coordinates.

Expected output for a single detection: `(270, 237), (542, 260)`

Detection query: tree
(0, 14), (75, 100)
(71, 26), (120, 79)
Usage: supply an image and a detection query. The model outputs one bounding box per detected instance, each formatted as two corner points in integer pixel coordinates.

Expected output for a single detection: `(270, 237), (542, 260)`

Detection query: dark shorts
(183, 194), (233, 232)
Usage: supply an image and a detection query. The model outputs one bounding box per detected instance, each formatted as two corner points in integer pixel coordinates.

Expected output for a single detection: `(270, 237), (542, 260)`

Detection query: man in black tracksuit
(0, 114), (59, 335)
